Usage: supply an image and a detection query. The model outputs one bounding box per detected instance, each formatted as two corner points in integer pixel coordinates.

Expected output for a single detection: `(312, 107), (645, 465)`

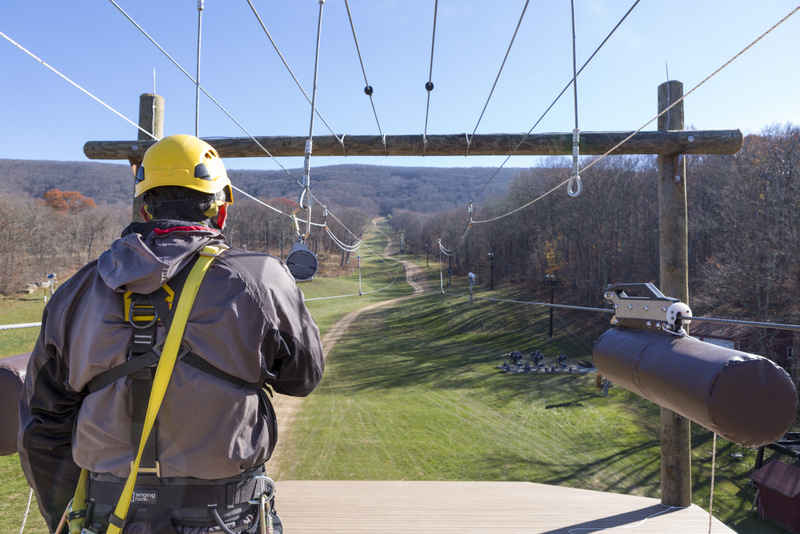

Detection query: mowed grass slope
(280, 276), (792, 533)
(0, 296), (46, 533)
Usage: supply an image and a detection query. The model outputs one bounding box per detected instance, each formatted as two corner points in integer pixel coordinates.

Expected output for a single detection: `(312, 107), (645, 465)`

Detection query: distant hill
(0, 159), (519, 214)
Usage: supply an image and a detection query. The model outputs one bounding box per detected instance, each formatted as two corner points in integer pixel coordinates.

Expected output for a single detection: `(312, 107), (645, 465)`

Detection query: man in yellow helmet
(19, 135), (324, 533)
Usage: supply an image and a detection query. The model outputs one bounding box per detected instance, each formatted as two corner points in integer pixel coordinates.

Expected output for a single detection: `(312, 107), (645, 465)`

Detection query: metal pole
(549, 282), (555, 337)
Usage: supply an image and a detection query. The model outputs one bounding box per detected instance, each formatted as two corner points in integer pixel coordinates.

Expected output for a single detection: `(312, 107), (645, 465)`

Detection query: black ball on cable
(364, 85), (373, 96)
(425, 81), (434, 92)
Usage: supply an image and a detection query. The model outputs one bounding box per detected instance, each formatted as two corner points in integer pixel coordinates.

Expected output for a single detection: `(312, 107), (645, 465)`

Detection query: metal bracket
(604, 283), (692, 334)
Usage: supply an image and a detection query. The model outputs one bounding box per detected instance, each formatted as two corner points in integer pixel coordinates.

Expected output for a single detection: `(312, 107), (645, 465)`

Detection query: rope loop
(567, 174), (582, 197)
(568, 127), (582, 197)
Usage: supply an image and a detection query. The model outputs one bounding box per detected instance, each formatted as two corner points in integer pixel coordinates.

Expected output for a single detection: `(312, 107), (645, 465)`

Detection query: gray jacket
(18, 220), (324, 530)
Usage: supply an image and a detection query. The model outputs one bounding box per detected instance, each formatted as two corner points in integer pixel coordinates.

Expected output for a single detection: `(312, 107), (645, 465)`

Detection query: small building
(690, 321), (795, 370)
(750, 460), (800, 533)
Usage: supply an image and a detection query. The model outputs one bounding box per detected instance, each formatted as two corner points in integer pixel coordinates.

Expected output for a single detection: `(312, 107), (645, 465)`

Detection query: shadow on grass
(545, 393), (599, 409)
(326, 292), (609, 397)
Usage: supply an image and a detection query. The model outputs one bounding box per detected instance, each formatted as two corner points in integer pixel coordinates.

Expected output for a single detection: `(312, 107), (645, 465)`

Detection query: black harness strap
(128, 294), (161, 474)
(86, 251), (266, 481)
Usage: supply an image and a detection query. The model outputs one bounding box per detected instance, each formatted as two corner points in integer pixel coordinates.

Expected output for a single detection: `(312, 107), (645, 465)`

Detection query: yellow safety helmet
(135, 134), (233, 204)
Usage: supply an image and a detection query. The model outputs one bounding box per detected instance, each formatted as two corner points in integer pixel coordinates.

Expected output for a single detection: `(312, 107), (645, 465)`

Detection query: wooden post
(130, 93), (164, 221)
(657, 80), (692, 507)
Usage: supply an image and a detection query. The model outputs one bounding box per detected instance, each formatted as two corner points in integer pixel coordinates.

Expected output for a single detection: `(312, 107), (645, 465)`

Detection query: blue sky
(1, 1), (798, 173)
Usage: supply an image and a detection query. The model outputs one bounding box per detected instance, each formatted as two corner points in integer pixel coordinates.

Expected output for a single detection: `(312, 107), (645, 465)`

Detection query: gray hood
(97, 221), (228, 294)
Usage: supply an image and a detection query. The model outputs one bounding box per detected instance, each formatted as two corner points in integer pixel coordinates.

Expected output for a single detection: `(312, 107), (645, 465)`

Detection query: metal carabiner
(291, 206), (312, 242)
(248, 476), (276, 534)
(259, 493), (273, 534)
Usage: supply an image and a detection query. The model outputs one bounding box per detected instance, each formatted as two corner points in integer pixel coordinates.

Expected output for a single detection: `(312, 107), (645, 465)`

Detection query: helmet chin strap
(139, 204), (152, 223)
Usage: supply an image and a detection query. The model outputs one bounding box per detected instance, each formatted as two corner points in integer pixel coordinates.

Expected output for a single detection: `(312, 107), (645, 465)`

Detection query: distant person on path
(19, 134), (324, 533)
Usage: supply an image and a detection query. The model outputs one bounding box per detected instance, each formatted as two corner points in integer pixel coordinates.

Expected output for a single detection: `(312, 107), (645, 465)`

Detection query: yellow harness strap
(69, 244), (226, 534)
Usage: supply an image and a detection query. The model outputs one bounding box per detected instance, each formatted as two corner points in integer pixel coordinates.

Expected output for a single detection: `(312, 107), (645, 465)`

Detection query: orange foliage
(41, 189), (96, 213)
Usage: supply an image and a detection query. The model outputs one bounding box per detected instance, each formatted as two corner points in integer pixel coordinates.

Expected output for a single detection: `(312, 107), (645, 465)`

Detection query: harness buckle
(131, 460), (161, 477)
(127, 297), (158, 329)
(152, 340), (192, 360)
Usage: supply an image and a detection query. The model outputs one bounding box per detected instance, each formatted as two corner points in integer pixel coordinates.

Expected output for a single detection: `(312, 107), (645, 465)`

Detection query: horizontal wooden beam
(83, 130), (742, 160)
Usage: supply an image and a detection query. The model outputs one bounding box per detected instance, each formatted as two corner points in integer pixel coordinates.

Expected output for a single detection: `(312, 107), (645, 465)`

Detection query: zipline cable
(443, 291), (800, 333)
(1, 25), (363, 262)
(18, 488), (33, 534)
(422, 0), (439, 154)
(0, 30), (157, 141)
(8, 288), (800, 332)
(2, 7), (401, 299)
(567, 0), (582, 197)
(305, 261), (403, 301)
(107, 0), (302, 186)
(437, 203), (473, 256)
(472, 1), (799, 225)
(108, 0), (369, 252)
(245, 0), (343, 143)
(344, 0), (385, 146)
(468, 0), (641, 204)
(293, 0), (326, 243)
(708, 433), (718, 534)
(578, 2), (800, 176)
(467, 0), (530, 154)
(195, 0), (204, 138)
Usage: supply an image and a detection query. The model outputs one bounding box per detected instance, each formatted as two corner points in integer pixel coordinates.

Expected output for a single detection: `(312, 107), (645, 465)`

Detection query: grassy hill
(0, 158), (518, 215)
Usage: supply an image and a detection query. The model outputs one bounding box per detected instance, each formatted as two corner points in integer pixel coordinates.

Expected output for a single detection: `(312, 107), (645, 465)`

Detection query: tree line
(0, 188), (372, 295)
(0, 190), (128, 294)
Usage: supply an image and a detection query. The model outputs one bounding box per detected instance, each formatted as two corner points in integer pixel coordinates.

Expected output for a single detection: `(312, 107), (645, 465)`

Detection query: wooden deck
(274, 480), (736, 533)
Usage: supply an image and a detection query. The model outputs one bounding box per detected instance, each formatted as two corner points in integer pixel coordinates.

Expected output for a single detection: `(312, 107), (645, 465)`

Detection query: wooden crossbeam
(83, 130), (742, 160)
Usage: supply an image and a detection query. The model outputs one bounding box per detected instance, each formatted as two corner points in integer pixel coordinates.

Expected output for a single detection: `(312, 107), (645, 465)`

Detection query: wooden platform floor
(274, 480), (736, 533)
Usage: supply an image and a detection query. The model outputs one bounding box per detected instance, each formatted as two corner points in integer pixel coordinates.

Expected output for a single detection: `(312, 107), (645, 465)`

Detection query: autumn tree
(41, 189), (97, 213)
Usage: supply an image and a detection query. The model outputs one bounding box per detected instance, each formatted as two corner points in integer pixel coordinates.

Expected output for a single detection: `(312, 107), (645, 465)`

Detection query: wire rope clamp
(604, 282), (691, 335)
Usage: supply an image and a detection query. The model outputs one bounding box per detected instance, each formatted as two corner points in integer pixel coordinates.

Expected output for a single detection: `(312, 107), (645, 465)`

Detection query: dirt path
(269, 230), (426, 479)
